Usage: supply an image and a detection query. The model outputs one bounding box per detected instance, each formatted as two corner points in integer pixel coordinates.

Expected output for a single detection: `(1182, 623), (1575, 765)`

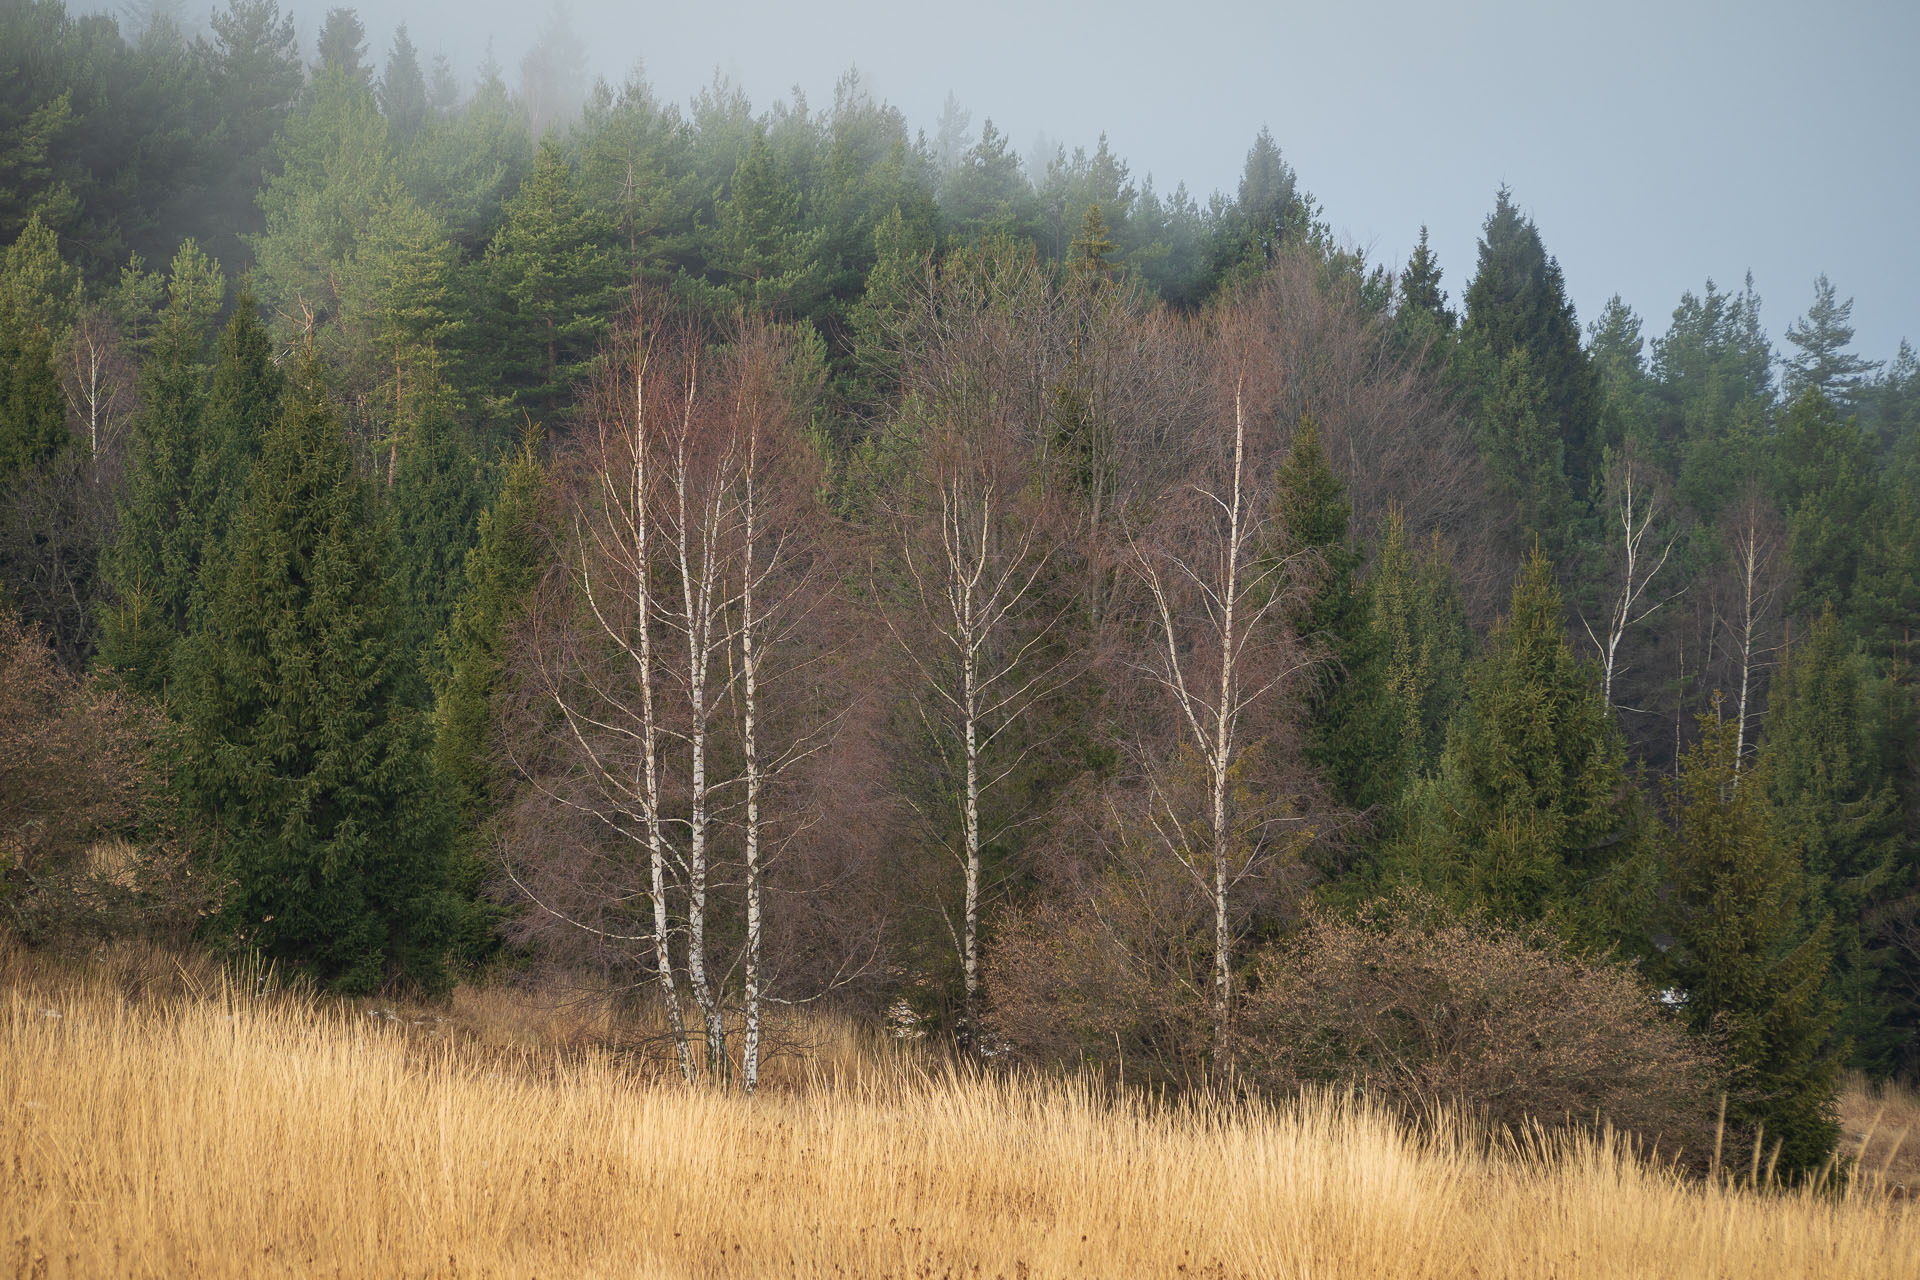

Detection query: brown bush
(0, 611), (206, 945)
(1239, 893), (1722, 1156)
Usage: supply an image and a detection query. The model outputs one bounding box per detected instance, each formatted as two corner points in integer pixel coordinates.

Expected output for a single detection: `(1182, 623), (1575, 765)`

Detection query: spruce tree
(0, 295), (66, 485)
(1764, 608), (1906, 1072)
(96, 255), (226, 695)
(1270, 417), (1374, 810)
(433, 438), (545, 962)
(1775, 388), (1872, 619)
(1663, 711), (1841, 1177)
(189, 287), (283, 587)
(1398, 225), (1453, 332)
(179, 348), (451, 991)
(1462, 188), (1603, 501)
(1388, 548), (1642, 944)
(387, 365), (484, 702)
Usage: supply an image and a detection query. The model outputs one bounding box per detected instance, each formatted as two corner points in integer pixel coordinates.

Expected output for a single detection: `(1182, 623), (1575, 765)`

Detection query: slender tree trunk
(739, 439), (764, 1094)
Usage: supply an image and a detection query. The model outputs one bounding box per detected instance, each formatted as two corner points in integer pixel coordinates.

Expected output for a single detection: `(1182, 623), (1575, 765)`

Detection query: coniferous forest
(3, 0), (1918, 1184)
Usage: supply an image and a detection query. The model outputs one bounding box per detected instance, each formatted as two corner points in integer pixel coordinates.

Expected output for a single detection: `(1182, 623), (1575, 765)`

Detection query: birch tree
(1713, 480), (1786, 771)
(1580, 440), (1679, 710)
(523, 293), (699, 1079)
(1123, 357), (1314, 1069)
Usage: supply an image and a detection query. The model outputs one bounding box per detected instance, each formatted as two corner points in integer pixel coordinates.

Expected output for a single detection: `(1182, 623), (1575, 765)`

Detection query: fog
(120, 0), (1920, 356)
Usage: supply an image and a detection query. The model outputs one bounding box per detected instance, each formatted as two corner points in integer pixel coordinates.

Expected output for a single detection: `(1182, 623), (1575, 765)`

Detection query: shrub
(1239, 893), (1722, 1156)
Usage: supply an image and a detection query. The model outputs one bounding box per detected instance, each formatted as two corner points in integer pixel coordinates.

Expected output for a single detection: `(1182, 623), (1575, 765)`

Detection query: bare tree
(1712, 480), (1787, 772)
(1120, 341), (1315, 1069)
(59, 305), (137, 465)
(871, 242), (1075, 1049)
(1580, 441), (1680, 711)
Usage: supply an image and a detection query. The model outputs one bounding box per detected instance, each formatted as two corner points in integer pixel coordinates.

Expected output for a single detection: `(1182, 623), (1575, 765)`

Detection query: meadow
(4, 944), (1916, 1280)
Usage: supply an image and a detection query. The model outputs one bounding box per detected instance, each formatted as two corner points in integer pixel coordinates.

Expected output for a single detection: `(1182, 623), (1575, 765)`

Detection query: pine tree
(1654, 276), (1774, 518)
(1388, 548), (1642, 944)
(1764, 608), (1906, 1072)
(1784, 274), (1880, 412)
(1663, 711), (1841, 1177)
(1462, 188), (1603, 501)
(482, 136), (617, 417)
(188, 287), (283, 586)
(179, 348), (451, 992)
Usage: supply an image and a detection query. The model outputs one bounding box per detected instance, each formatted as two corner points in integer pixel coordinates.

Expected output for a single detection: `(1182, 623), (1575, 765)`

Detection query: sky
(158, 0), (1920, 363)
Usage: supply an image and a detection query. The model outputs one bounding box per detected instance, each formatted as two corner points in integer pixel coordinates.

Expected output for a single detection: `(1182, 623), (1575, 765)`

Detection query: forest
(1, 0), (1916, 1184)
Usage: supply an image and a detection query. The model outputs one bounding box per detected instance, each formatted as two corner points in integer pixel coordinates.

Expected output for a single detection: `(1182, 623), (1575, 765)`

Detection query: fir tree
(1662, 711), (1841, 1177)
(96, 255), (226, 695)
(1474, 348), (1575, 558)
(375, 23), (427, 143)
(179, 348), (452, 991)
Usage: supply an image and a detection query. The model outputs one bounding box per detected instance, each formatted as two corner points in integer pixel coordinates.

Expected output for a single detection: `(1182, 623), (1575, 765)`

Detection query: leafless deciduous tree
(507, 295), (851, 1091)
(1581, 441), (1681, 711)
(1710, 480), (1787, 773)
(1115, 324), (1317, 1070)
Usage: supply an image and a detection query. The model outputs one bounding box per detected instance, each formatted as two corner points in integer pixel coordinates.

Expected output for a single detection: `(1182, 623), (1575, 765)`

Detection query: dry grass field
(3, 942), (1917, 1279)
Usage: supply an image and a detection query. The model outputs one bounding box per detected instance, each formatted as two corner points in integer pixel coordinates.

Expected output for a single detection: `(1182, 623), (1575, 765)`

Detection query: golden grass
(3, 948), (1917, 1279)
(1841, 1070), (1920, 1199)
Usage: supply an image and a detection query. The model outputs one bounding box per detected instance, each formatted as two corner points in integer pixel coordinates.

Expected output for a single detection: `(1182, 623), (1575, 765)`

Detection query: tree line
(2, 0), (1916, 1178)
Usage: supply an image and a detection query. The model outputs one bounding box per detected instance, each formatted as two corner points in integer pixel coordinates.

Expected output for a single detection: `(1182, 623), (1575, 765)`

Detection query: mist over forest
(3, 0), (1918, 1192)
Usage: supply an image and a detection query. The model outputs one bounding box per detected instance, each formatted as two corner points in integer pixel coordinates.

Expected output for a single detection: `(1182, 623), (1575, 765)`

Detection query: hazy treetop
(100, 0), (1917, 358)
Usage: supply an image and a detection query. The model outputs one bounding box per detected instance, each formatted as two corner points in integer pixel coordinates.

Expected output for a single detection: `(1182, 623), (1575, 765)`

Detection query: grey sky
(252, 0), (1920, 362)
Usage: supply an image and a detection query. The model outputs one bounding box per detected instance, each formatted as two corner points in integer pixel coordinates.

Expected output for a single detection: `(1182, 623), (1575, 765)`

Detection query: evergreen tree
(96, 246), (227, 695)
(0, 294), (66, 485)
(178, 348), (451, 992)
(482, 135), (616, 417)
(1397, 225), (1453, 335)
(433, 437), (545, 962)
(1474, 348), (1575, 557)
(1764, 608), (1906, 1072)
(313, 7), (369, 86)
(188, 288), (283, 583)
(1663, 711), (1841, 1178)
(1462, 188), (1603, 501)
(1587, 294), (1651, 451)
(1209, 126), (1316, 282)
(1784, 274), (1880, 412)
(1653, 276), (1773, 518)
(376, 24), (429, 144)
(702, 128), (827, 316)
(1386, 548), (1642, 944)
(1774, 388), (1872, 619)
(1270, 417), (1373, 809)
(387, 365), (484, 702)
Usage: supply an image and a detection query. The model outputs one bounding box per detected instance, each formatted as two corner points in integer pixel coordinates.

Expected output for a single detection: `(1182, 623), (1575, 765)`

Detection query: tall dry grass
(3, 948), (1917, 1279)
